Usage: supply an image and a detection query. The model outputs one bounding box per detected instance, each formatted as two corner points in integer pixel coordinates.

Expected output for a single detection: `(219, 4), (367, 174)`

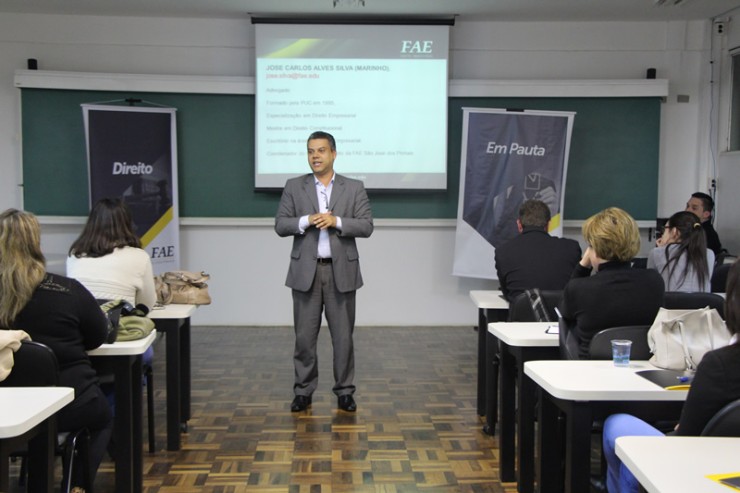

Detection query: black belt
(317, 258), (332, 264)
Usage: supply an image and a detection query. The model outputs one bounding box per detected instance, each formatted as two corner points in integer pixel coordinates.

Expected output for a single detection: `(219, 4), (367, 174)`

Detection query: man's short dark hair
(308, 131), (336, 151)
(518, 199), (551, 229)
(691, 192), (714, 213)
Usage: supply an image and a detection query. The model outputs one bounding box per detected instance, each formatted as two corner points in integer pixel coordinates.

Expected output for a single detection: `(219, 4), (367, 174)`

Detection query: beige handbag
(158, 270), (212, 305)
(647, 306), (730, 371)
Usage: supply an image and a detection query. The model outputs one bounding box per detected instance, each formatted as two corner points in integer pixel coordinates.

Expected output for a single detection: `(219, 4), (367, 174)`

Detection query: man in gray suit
(275, 131), (374, 412)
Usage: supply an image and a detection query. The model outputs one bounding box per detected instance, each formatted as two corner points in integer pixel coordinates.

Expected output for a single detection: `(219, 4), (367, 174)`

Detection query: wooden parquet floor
(9, 326), (518, 493)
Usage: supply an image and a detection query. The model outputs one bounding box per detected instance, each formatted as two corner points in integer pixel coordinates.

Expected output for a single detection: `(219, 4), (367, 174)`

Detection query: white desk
(0, 387), (74, 438)
(488, 322), (558, 491)
(149, 303), (198, 451)
(617, 436), (740, 493)
(0, 387), (74, 493)
(89, 331), (156, 493)
(524, 360), (689, 493)
(469, 290), (509, 432)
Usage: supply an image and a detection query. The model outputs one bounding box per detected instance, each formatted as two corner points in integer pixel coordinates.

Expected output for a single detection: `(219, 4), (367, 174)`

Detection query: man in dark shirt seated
(686, 191), (723, 257)
(494, 199), (582, 302)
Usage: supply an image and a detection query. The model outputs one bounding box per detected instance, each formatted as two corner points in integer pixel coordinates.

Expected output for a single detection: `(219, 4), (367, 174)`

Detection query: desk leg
(484, 329), (500, 435)
(476, 308), (486, 416)
(26, 420), (55, 493)
(518, 347), (558, 493)
(113, 356), (135, 493)
(564, 402), (591, 493)
(164, 321), (183, 451)
(131, 356), (144, 493)
(0, 440), (9, 493)
(498, 343), (515, 481)
(537, 389), (563, 493)
(518, 371), (536, 493)
(180, 317), (191, 424)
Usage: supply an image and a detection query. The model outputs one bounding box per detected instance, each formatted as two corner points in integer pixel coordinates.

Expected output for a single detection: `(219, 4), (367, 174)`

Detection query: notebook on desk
(708, 473), (740, 490)
(636, 369), (693, 390)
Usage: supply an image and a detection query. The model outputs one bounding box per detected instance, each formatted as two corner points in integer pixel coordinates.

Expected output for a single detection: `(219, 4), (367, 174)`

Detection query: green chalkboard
(21, 88), (660, 220)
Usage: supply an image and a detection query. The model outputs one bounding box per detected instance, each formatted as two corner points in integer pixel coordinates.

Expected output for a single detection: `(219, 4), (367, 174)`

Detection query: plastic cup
(611, 339), (632, 367)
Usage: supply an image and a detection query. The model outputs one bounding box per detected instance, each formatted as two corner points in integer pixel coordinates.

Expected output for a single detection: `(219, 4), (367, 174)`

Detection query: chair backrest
(588, 325), (652, 360)
(0, 340), (59, 387)
(663, 291), (725, 319)
(701, 399), (740, 437)
(631, 257), (647, 269)
(507, 290), (562, 322)
(558, 317), (579, 360)
(711, 263), (732, 293)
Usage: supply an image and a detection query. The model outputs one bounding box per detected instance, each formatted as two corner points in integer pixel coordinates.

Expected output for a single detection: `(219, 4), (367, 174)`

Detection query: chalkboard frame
(20, 86), (661, 220)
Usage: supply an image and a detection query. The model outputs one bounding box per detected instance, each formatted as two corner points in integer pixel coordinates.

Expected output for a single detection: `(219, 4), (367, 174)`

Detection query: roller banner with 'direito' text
(452, 108), (575, 279)
(82, 105), (180, 274)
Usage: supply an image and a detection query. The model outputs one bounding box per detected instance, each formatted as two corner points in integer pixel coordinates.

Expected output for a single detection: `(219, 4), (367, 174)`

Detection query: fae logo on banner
(452, 108), (575, 279)
(82, 104), (180, 274)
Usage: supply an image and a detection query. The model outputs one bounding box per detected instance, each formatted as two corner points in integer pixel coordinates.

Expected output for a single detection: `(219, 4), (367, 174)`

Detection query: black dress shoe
(290, 395), (311, 412)
(338, 394), (357, 412)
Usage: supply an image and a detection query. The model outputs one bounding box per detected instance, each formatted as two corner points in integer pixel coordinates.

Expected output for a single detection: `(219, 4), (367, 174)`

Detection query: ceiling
(0, 0), (737, 22)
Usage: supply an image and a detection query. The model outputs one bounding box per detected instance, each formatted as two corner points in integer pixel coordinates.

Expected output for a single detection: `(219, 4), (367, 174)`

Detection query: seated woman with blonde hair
(559, 207), (665, 359)
(0, 208), (112, 491)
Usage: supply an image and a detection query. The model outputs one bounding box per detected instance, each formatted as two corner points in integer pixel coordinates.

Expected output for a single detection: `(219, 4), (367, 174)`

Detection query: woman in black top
(0, 209), (112, 491)
(559, 207), (665, 359)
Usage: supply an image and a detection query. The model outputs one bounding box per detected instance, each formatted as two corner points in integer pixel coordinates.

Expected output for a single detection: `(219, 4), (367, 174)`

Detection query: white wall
(0, 13), (734, 326)
(715, 14), (740, 254)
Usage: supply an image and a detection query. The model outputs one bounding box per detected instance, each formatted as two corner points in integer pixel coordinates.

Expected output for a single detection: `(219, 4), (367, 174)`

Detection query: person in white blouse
(66, 198), (157, 442)
(67, 198), (156, 309)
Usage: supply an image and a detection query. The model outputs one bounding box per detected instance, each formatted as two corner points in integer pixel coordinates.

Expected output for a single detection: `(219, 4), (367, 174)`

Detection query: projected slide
(255, 23), (449, 189)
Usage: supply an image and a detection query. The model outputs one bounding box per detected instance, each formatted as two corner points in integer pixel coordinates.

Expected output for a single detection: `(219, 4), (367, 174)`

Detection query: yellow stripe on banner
(141, 207), (173, 248)
(548, 213), (561, 232)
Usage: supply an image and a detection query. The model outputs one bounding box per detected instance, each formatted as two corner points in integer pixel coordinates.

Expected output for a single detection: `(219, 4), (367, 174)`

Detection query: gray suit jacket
(275, 173), (373, 293)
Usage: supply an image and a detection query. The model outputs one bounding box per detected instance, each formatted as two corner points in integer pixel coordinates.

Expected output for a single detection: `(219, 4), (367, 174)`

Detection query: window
(730, 50), (740, 150)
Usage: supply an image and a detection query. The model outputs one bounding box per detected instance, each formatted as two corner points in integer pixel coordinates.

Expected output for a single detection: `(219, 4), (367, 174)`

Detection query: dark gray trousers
(291, 262), (356, 397)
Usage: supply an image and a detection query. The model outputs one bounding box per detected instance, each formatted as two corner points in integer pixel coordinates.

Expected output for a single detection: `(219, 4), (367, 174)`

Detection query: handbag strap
(675, 320), (696, 371)
(705, 309), (718, 350)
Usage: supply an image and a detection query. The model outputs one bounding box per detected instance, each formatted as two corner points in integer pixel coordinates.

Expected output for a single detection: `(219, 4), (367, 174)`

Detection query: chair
(631, 257), (647, 269)
(0, 340), (91, 493)
(711, 263), (732, 293)
(701, 398), (740, 437)
(558, 316), (579, 360)
(663, 291), (725, 318)
(588, 325), (652, 361)
(507, 290), (562, 322)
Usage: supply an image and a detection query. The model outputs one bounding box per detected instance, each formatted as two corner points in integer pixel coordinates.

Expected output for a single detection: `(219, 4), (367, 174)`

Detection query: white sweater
(66, 246), (156, 309)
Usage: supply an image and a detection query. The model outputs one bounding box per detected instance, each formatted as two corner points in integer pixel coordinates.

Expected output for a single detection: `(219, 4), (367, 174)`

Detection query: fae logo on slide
(400, 40), (433, 55)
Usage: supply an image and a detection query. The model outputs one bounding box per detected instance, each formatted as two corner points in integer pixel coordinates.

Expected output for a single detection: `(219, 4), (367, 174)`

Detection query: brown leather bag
(156, 270), (212, 305)
(154, 275), (173, 305)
